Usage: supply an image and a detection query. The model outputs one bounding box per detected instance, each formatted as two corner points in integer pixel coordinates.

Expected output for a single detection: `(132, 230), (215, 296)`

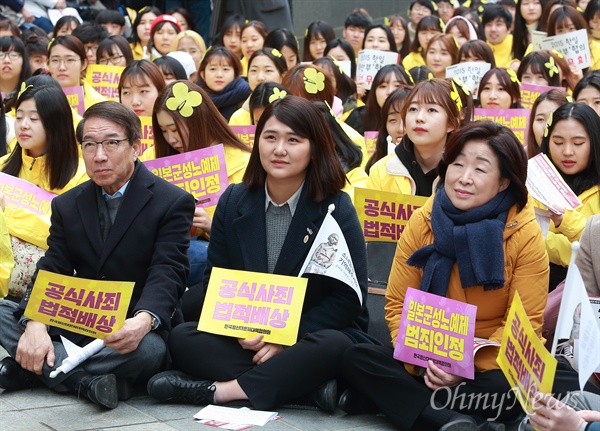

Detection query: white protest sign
(356, 49), (400, 90)
(540, 29), (591, 69)
(445, 62), (491, 99)
(531, 30), (547, 52)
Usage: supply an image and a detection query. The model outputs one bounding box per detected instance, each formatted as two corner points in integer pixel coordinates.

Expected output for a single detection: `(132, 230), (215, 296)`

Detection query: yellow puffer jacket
(545, 185), (600, 267)
(386, 194), (548, 374)
(367, 153), (433, 195)
(402, 51), (425, 72)
(1, 149), (89, 249)
(342, 166), (368, 202)
(0, 210), (14, 299)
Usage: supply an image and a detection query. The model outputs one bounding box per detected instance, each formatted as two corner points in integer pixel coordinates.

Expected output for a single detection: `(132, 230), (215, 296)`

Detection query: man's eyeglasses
(0, 52), (22, 60)
(81, 138), (128, 154)
(49, 57), (81, 67)
(98, 55), (125, 65)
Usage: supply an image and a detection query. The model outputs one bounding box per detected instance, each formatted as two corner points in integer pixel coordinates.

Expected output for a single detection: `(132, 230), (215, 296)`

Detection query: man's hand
(237, 335), (283, 364)
(15, 320), (54, 375)
(103, 313), (152, 354)
(423, 360), (465, 390)
(192, 207), (213, 233)
(529, 393), (585, 431)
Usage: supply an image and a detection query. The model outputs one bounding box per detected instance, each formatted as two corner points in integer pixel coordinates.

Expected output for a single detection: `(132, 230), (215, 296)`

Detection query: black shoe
(310, 379), (337, 413)
(77, 374), (119, 409)
(116, 378), (134, 401)
(338, 387), (378, 415)
(0, 357), (38, 391)
(147, 371), (216, 405)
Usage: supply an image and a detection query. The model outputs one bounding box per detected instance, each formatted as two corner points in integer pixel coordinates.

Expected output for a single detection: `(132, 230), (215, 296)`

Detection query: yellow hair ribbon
(17, 82), (32, 100)
(545, 56), (559, 77)
(268, 87), (287, 103)
(451, 80), (463, 111)
(507, 68), (520, 85)
(271, 48), (282, 58)
(384, 17), (391, 27)
(566, 95), (574, 103)
(544, 112), (553, 138)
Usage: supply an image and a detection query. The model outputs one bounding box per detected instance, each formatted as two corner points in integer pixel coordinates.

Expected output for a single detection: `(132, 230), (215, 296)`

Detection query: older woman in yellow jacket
(341, 121), (549, 430)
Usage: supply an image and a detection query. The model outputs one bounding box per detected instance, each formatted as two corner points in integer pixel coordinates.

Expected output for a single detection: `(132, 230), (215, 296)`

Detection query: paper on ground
(194, 405), (278, 427)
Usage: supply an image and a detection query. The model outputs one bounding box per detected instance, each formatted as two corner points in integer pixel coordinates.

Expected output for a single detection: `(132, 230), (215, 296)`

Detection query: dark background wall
(292, 0), (410, 44)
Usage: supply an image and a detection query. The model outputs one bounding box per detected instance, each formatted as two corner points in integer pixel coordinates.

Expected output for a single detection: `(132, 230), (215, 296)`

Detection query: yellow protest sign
(497, 292), (557, 414)
(198, 267), (307, 346)
(354, 188), (427, 242)
(139, 116), (154, 156)
(85, 64), (124, 101)
(24, 270), (134, 339)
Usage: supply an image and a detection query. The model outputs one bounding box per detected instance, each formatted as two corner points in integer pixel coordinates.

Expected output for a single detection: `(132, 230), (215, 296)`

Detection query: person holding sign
(0, 101), (195, 409)
(539, 103), (600, 288)
(1, 85), (88, 298)
(47, 35), (106, 111)
(148, 96), (373, 412)
(342, 121), (549, 430)
(367, 79), (462, 196)
(152, 81), (251, 289)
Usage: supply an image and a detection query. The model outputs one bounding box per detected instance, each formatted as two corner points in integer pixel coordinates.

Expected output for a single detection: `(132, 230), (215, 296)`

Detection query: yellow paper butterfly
(271, 48), (282, 58)
(330, 56), (344, 74)
(268, 87), (287, 103)
(566, 95), (574, 103)
(166, 82), (202, 118)
(17, 83), (32, 100)
(507, 68), (520, 85)
(551, 50), (564, 59)
(428, 72), (434, 80)
(451, 81), (463, 111)
(544, 112), (553, 138)
(384, 17), (391, 27)
(303, 68), (325, 94)
(545, 56), (559, 77)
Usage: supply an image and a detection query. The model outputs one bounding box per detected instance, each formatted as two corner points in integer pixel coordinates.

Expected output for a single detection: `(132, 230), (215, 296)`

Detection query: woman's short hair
(153, 56), (187, 80)
(410, 15), (444, 53)
(249, 81), (289, 124)
(248, 48), (288, 77)
(3, 85), (78, 190)
(198, 46), (243, 84)
(478, 68), (521, 108)
(400, 79), (461, 131)
(458, 40), (495, 67)
(264, 28), (300, 64)
(243, 95), (346, 201)
(425, 33), (459, 64)
(152, 80), (249, 158)
(48, 35), (86, 62)
(438, 120), (529, 210)
(118, 59), (166, 98)
(97, 35), (134, 65)
(547, 5), (587, 36)
(517, 51), (561, 87)
(214, 14), (245, 47)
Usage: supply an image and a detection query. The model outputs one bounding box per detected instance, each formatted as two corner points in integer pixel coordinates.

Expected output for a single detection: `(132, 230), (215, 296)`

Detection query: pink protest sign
(62, 86), (85, 116)
(0, 172), (56, 215)
(364, 131), (378, 156)
(473, 108), (530, 146)
(143, 144), (229, 207)
(394, 287), (477, 379)
(230, 125), (256, 148)
(520, 83), (566, 110)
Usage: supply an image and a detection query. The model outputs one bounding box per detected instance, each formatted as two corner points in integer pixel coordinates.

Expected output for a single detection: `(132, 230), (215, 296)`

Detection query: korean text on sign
(230, 125), (256, 148)
(24, 270), (134, 339)
(198, 267), (308, 346)
(354, 188), (427, 242)
(394, 288), (477, 379)
(357, 49), (399, 90)
(143, 144), (229, 208)
(497, 292), (557, 414)
(473, 108), (529, 146)
(539, 29), (591, 69)
(0, 172), (56, 215)
(139, 116), (154, 156)
(520, 83), (566, 110)
(445, 62), (491, 99)
(85, 64), (125, 101)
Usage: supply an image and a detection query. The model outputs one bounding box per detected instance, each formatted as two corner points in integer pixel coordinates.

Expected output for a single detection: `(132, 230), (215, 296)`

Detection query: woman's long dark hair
(2, 85), (78, 190)
(540, 103), (600, 195)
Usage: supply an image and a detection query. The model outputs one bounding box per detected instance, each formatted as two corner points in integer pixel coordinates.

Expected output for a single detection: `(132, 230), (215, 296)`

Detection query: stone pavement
(0, 385), (399, 431)
(0, 385), (526, 431)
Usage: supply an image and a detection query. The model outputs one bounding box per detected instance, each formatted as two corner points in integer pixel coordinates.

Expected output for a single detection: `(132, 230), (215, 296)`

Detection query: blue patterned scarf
(407, 186), (515, 297)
